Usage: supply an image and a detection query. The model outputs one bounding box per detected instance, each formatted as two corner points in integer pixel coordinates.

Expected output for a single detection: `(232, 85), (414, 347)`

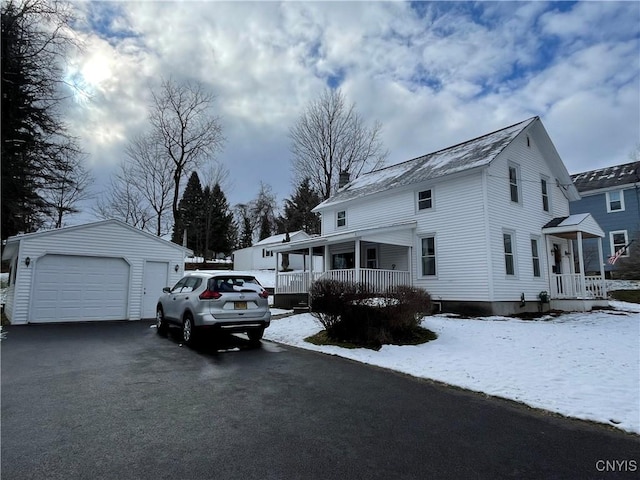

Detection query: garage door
(31, 255), (130, 323)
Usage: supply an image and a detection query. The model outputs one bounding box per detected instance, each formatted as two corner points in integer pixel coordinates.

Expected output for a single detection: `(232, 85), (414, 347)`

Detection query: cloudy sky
(62, 0), (639, 219)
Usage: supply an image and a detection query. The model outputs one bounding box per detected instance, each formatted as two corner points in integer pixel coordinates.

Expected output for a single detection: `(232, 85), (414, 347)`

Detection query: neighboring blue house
(570, 161), (640, 276)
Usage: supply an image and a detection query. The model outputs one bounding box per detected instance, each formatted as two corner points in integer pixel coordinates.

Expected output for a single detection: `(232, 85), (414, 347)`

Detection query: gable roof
(2, 219), (191, 261)
(314, 117), (537, 210)
(571, 161), (640, 193)
(542, 213), (604, 238)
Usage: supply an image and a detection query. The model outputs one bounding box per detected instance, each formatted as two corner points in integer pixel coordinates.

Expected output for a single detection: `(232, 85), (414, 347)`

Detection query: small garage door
(31, 255), (130, 323)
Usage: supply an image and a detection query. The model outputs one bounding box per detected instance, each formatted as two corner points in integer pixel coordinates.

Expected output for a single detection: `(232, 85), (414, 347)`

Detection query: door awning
(542, 213), (604, 239)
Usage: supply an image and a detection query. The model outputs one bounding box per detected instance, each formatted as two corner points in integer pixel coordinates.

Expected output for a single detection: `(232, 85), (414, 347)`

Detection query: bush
(310, 279), (433, 348)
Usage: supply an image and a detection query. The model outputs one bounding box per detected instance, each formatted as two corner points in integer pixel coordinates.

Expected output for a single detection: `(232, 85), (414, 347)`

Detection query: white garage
(2, 219), (191, 325)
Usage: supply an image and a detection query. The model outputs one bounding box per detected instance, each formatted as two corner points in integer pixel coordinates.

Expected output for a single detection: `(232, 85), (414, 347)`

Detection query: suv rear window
(209, 276), (262, 293)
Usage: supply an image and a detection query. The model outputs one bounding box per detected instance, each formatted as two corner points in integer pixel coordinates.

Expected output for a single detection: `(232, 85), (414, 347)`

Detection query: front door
(143, 261), (169, 319)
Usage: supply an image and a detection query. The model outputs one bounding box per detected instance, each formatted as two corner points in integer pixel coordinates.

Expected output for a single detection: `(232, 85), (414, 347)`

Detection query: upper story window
(610, 231), (629, 258)
(606, 190), (625, 213)
(336, 210), (346, 228)
(540, 178), (549, 212)
(417, 189), (433, 210)
(508, 164), (520, 203)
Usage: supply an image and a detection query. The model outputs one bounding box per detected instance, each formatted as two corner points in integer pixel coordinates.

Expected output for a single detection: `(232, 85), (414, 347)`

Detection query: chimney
(338, 170), (350, 189)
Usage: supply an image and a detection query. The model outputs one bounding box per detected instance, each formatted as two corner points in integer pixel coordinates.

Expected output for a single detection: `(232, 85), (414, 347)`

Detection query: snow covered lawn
(264, 302), (640, 435)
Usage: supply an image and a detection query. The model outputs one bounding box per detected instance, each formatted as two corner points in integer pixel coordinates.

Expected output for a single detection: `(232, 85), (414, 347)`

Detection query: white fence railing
(550, 274), (606, 299)
(276, 269), (411, 294)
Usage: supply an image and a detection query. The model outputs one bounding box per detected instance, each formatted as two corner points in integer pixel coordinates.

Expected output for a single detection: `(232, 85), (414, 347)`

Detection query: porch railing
(276, 268), (411, 294)
(550, 274), (606, 299)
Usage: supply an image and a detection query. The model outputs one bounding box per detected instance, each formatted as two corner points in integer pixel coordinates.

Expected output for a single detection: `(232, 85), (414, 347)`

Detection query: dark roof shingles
(571, 161), (640, 192)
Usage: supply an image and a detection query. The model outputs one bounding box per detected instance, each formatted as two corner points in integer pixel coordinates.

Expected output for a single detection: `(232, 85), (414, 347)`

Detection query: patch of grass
(305, 326), (437, 351)
(609, 290), (640, 304)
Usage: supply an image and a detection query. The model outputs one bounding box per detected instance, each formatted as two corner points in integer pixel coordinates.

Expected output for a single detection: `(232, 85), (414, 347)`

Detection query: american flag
(608, 241), (633, 265)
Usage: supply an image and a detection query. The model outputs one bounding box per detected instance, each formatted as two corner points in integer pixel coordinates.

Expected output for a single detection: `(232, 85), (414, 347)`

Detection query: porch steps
(292, 302), (310, 314)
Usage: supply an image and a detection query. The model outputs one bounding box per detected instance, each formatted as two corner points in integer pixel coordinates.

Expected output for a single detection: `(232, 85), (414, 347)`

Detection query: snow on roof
(254, 230), (308, 246)
(571, 161), (640, 192)
(315, 117), (537, 210)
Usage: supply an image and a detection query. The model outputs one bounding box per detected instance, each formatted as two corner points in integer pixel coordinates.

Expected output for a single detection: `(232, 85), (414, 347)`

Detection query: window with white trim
(336, 210), (346, 228)
(540, 177), (549, 212)
(503, 232), (516, 276)
(531, 238), (541, 277)
(417, 189), (433, 210)
(610, 230), (629, 258)
(606, 190), (625, 212)
(508, 164), (520, 203)
(420, 236), (436, 276)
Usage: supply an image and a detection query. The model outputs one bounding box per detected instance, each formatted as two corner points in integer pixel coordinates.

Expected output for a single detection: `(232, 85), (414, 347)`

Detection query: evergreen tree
(204, 183), (236, 258)
(281, 178), (321, 234)
(1, 0), (83, 239)
(236, 204), (253, 249)
(172, 172), (205, 254)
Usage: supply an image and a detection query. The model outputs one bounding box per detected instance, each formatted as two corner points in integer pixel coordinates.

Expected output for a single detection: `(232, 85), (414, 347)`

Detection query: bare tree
(125, 133), (174, 236)
(289, 88), (388, 200)
(149, 77), (225, 224)
(94, 163), (152, 231)
(41, 148), (93, 228)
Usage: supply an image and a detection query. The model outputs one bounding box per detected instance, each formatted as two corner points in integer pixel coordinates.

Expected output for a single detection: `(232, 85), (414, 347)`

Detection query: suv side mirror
(162, 287), (171, 293)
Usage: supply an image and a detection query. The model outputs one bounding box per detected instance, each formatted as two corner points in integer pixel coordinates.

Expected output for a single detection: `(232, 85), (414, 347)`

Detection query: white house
(1, 219), (191, 324)
(233, 231), (321, 271)
(273, 117), (608, 314)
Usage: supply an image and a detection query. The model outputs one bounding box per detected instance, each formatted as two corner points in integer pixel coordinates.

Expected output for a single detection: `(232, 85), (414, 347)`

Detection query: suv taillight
(199, 290), (222, 300)
(259, 290), (269, 299)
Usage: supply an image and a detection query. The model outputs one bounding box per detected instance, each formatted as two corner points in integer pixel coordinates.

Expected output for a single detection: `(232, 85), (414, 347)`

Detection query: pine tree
(205, 183), (236, 258)
(172, 172), (205, 255)
(281, 178), (321, 234)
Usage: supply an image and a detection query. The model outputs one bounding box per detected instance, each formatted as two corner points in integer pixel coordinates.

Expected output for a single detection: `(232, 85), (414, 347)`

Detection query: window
(336, 210), (346, 228)
(606, 190), (625, 212)
(420, 236), (436, 276)
(531, 238), (541, 277)
(417, 189), (433, 210)
(541, 178), (549, 212)
(610, 231), (629, 258)
(262, 249), (273, 258)
(508, 164), (520, 203)
(332, 252), (354, 269)
(503, 232), (515, 276)
(365, 247), (378, 269)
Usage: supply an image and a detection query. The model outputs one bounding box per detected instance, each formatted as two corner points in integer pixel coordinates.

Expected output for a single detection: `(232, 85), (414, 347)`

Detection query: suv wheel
(182, 314), (197, 347)
(156, 307), (168, 337)
(247, 328), (264, 344)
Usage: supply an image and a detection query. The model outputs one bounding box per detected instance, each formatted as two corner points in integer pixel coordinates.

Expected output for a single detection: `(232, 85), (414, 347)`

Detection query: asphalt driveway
(2, 321), (638, 479)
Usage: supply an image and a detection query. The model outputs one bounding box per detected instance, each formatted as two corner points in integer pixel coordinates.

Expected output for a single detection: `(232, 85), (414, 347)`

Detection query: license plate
(234, 302), (247, 310)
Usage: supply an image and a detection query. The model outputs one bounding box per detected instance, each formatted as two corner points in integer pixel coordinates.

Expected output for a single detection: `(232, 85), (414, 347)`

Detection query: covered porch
(272, 222), (416, 309)
(542, 214), (608, 311)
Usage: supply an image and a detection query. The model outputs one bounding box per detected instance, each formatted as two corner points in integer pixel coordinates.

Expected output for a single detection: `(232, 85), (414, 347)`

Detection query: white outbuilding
(1, 219), (191, 325)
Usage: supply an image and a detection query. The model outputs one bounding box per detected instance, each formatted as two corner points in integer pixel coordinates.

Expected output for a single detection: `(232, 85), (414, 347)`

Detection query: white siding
(8, 221), (186, 325)
(485, 133), (570, 301)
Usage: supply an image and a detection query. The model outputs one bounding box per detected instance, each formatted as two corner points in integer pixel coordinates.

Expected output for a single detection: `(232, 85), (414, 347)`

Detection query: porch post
(545, 235), (555, 298)
(308, 247), (314, 288)
(274, 252), (279, 293)
(576, 232), (586, 298)
(355, 239), (361, 283)
(324, 245), (330, 272)
(597, 237), (606, 296)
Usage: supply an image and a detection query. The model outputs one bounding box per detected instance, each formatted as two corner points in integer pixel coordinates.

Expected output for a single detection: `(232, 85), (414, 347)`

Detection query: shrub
(310, 280), (433, 348)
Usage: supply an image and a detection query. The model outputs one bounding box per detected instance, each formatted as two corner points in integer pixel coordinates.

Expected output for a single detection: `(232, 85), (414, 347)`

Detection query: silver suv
(156, 271), (271, 347)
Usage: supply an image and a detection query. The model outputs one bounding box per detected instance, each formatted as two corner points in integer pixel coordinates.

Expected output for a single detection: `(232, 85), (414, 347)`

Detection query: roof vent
(338, 170), (350, 188)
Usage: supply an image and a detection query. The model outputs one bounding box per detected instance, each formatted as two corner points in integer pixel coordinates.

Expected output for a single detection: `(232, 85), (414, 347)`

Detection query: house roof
(571, 161), (640, 192)
(542, 213), (604, 239)
(253, 230), (310, 246)
(314, 117), (538, 210)
(1, 219), (192, 261)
